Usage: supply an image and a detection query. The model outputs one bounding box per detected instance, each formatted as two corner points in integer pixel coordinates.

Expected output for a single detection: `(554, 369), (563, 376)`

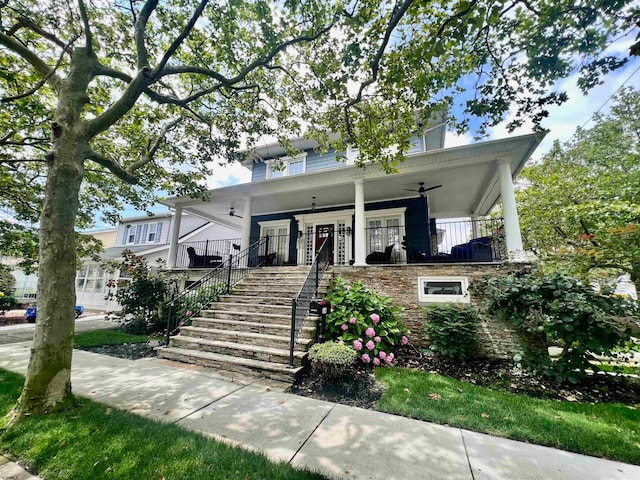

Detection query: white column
(167, 205), (182, 268)
(470, 214), (480, 239)
(353, 179), (367, 266)
(497, 158), (523, 252)
(241, 196), (252, 251)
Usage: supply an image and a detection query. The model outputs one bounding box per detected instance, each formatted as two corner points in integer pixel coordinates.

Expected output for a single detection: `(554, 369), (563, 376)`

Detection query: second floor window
(266, 154), (306, 179)
(147, 223), (158, 242)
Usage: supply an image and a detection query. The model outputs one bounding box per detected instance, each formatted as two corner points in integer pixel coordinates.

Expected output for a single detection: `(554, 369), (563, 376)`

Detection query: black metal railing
(364, 217), (505, 264)
(176, 238), (242, 268)
(164, 237), (267, 344)
(289, 233), (332, 366)
(249, 234), (292, 266)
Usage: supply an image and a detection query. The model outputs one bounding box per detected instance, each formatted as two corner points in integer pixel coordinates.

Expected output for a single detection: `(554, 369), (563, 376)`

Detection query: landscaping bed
(73, 330), (160, 360)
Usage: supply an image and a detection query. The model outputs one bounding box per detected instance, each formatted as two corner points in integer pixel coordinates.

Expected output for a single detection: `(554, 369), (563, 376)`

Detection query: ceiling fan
(403, 182), (443, 197)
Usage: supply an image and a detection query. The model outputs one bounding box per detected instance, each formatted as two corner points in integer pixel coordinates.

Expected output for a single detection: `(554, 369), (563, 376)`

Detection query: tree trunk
(10, 138), (84, 419)
(9, 48), (93, 422)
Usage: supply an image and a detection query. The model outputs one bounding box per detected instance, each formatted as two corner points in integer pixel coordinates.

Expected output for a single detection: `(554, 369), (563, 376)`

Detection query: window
(76, 266), (106, 293)
(346, 147), (359, 165)
(266, 154), (306, 178)
(418, 276), (470, 304)
(366, 216), (401, 260)
(126, 225), (138, 244)
(147, 223), (158, 243)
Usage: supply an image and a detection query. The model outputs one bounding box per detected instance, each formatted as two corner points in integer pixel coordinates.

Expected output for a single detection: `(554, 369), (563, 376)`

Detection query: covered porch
(163, 134), (542, 268)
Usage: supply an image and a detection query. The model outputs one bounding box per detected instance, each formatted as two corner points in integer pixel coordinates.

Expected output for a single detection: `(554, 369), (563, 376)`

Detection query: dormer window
(147, 222), (158, 242)
(266, 153), (306, 179)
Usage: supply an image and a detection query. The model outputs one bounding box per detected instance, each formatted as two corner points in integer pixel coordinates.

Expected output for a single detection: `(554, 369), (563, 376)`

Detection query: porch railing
(289, 233), (332, 366)
(164, 237), (267, 344)
(176, 238), (242, 268)
(249, 234), (292, 266)
(364, 217), (505, 264)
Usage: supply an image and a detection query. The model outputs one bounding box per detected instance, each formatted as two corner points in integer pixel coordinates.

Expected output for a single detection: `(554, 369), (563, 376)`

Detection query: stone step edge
(192, 314), (319, 324)
(214, 302), (292, 310)
(180, 325), (312, 344)
(171, 335), (306, 359)
(202, 309), (291, 319)
(219, 295), (295, 303)
(156, 347), (304, 375)
(190, 317), (317, 332)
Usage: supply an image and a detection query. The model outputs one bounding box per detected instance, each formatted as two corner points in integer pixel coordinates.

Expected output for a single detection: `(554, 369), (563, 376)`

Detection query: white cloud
(444, 130), (474, 148)
(206, 160), (252, 189)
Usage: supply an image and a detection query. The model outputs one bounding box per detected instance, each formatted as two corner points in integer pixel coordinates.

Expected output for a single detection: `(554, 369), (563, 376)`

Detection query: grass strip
(73, 330), (151, 348)
(0, 369), (326, 480)
(593, 363), (640, 376)
(375, 367), (640, 465)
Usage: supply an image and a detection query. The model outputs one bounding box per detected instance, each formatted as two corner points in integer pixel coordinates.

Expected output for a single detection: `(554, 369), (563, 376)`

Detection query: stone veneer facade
(331, 263), (528, 359)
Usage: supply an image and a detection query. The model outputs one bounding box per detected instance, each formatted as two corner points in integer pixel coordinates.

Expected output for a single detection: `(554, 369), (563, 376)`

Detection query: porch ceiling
(163, 133), (543, 224)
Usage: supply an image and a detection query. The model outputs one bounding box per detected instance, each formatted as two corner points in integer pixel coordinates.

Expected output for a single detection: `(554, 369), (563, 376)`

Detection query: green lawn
(73, 330), (153, 348)
(0, 369), (326, 480)
(593, 363), (640, 376)
(375, 367), (640, 465)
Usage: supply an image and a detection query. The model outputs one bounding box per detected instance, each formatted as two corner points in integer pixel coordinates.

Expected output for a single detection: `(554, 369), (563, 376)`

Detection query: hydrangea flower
(401, 335), (409, 345)
(374, 336), (381, 343)
(186, 310), (193, 317)
(349, 316), (357, 324)
(385, 353), (394, 364)
(370, 313), (380, 324)
(373, 357), (381, 366)
(366, 340), (375, 351)
(353, 340), (363, 351)
(378, 351), (387, 360)
(341, 323), (348, 331)
(365, 327), (375, 337)
(346, 285), (352, 290)
(361, 354), (371, 363)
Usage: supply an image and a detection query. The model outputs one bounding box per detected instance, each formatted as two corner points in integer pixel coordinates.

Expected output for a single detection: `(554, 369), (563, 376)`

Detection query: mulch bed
(75, 343), (158, 360)
(291, 346), (640, 406)
(290, 364), (386, 409)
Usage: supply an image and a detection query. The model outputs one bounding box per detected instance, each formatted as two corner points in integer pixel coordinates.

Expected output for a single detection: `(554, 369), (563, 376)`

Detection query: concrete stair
(157, 266), (332, 383)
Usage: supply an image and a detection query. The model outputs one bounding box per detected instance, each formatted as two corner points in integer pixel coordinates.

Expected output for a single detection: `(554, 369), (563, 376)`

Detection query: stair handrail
(164, 237), (267, 344)
(289, 233), (332, 366)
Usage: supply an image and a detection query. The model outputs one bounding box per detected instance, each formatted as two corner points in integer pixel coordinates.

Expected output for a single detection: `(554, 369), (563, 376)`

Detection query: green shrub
(475, 271), (639, 383)
(325, 278), (409, 365)
(0, 294), (17, 313)
(424, 304), (479, 362)
(308, 341), (358, 381)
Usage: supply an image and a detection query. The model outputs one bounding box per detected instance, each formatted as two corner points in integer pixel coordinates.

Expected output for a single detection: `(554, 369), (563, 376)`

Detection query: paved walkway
(0, 315), (116, 345)
(0, 342), (638, 480)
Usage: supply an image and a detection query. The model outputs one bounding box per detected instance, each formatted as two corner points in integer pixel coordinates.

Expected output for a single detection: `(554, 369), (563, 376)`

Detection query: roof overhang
(163, 133), (544, 224)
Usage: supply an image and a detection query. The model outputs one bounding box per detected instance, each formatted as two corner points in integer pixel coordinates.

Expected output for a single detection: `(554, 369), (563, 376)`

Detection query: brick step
(218, 295), (294, 306)
(198, 310), (292, 325)
(156, 347), (303, 383)
(187, 317), (316, 338)
(212, 302), (292, 314)
(169, 336), (305, 366)
(180, 326), (312, 351)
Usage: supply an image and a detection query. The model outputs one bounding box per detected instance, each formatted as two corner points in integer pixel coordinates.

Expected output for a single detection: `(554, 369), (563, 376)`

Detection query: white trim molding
(418, 276), (470, 304)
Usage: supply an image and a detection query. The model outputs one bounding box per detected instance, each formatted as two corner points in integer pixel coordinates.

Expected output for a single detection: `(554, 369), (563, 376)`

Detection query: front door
(315, 224), (334, 264)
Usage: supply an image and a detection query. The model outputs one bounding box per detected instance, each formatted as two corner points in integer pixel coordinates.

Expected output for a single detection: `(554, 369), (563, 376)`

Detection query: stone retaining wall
(331, 263), (528, 359)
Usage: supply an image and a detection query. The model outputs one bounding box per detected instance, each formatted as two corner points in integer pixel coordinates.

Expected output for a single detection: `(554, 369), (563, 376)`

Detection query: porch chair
(366, 244), (395, 264)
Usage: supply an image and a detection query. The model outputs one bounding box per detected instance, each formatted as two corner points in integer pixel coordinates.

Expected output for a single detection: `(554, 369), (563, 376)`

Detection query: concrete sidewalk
(0, 342), (638, 480)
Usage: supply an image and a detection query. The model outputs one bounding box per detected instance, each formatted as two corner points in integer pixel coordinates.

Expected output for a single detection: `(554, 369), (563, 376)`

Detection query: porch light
(311, 196), (316, 212)
(297, 230), (304, 239)
(229, 206), (243, 218)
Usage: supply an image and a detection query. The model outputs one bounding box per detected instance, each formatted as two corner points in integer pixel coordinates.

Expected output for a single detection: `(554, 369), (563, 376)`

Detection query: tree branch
(347, 0), (414, 107)
(85, 149), (139, 184)
(135, 0), (160, 70)
(1, 36), (73, 103)
(127, 117), (181, 171)
(8, 16), (70, 52)
(77, 0), (94, 54)
(152, 0), (209, 78)
(0, 32), (62, 92)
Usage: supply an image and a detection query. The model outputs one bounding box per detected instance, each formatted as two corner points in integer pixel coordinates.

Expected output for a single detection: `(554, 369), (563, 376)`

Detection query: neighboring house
(76, 213), (240, 311)
(162, 120), (543, 272)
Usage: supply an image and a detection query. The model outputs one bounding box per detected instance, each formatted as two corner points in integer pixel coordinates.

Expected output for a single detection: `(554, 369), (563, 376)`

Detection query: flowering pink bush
(325, 278), (410, 366)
